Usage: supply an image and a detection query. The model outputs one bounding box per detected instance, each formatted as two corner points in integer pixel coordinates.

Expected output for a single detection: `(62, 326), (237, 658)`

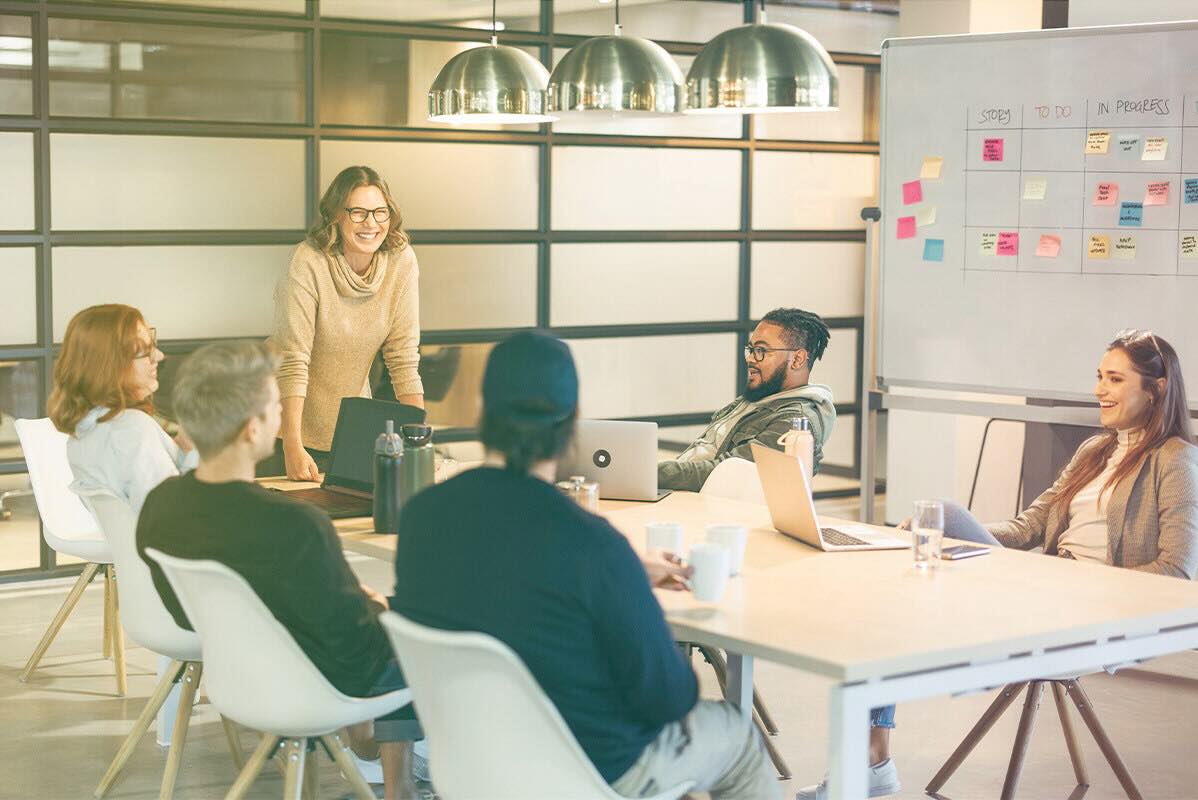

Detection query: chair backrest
(14, 418), (104, 550)
(700, 457), (767, 505)
(144, 548), (380, 737)
(377, 610), (618, 799)
(84, 493), (199, 660)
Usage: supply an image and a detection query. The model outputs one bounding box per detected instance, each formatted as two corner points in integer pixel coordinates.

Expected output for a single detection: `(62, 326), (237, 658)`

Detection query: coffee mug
(646, 522), (684, 554)
(688, 543), (731, 603)
(706, 524), (747, 576)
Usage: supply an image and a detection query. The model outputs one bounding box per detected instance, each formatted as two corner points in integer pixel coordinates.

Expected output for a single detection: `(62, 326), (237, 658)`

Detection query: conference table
(270, 479), (1198, 800)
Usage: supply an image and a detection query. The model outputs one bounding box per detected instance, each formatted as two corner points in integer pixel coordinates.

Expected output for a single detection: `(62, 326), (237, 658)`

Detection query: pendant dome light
(427, 0), (555, 124)
(547, 0), (683, 115)
(685, 0), (838, 114)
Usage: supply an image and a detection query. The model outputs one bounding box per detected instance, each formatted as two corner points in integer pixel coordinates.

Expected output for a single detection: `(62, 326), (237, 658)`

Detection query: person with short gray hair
(170, 341), (280, 458)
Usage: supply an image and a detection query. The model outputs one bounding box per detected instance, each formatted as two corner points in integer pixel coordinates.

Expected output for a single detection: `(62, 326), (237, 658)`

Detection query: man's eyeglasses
(133, 328), (158, 360)
(344, 206), (391, 224)
(743, 344), (799, 363)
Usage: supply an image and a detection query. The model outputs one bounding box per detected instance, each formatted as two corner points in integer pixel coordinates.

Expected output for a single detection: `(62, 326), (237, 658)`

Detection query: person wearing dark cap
(391, 332), (780, 799)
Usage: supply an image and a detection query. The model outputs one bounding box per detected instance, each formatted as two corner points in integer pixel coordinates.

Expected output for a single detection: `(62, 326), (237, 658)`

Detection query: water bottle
(778, 416), (815, 487)
(373, 420), (403, 534)
(400, 424), (435, 503)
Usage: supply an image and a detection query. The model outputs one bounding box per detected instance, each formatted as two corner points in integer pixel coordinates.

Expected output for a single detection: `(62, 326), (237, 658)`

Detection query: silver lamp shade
(548, 34), (683, 114)
(428, 42), (555, 124)
(685, 22), (838, 114)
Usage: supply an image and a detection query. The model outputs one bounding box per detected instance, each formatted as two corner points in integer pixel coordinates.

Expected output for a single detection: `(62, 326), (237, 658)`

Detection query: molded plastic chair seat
(378, 610), (693, 800)
(699, 457), (768, 506)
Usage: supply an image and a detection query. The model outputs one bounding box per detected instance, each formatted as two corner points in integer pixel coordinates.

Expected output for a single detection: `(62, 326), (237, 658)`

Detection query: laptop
(750, 442), (909, 551)
(556, 419), (670, 502)
(281, 397), (426, 519)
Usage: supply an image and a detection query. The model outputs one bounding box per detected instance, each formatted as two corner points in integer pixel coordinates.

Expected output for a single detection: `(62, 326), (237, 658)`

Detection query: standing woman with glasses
(265, 165), (424, 480)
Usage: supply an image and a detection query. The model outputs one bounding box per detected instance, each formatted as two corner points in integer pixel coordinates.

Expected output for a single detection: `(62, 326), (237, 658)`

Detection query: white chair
(15, 417), (126, 696)
(86, 493), (245, 799)
(145, 548), (410, 800)
(377, 610), (694, 800)
(699, 457), (768, 505)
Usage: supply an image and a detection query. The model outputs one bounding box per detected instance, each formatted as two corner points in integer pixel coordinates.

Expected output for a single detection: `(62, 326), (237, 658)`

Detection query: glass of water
(912, 500), (945, 569)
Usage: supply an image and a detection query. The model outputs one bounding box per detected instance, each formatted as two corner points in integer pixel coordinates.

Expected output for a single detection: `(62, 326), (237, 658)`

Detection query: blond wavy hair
(307, 165), (408, 256)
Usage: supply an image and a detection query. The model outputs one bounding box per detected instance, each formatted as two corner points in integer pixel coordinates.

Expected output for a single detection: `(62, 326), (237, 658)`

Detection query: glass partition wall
(0, 0), (890, 579)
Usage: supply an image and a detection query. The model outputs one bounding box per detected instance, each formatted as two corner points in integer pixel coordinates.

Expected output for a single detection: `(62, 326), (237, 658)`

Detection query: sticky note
(1143, 136), (1168, 160)
(1036, 234), (1061, 258)
(997, 231), (1019, 256)
(1182, 234), (1198, 259)
(902, 180), (923, 204)
(1119, 201), (1143, 227)
(1145, 181), (1170, 206)
(920, 157), (943, 180)
(1094, 182), (1118, 206)
(916, 205), (937, 227)
(1023, 177), (1048, 201)
(1117, 134), (1140, 154)
(1184, 178), (1198, 204)
(1114, 234), (1137, 260)
(923, 238), (945, 262)
(896, 216), (916, 239)
(982, 138), (1004, 162)
(979, 232), (998, 256)
(1085, 130), (1110, 154)
(1088, 235), (1110, 259)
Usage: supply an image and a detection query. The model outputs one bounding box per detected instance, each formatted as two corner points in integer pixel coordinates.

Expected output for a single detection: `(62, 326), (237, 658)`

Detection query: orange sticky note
(1088, 234), (1110, 259)
(1036, 234), (1061, 258)
(1145, 181), (1170, 206)
(896, 216), (916, 239)
(1094, 182), (1118, 206)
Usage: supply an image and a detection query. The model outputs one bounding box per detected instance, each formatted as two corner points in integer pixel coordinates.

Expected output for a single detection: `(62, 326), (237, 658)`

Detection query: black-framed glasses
(344, 206), (391, 224)
(134, 328), (158, 360)
(744, 344), (799, 363)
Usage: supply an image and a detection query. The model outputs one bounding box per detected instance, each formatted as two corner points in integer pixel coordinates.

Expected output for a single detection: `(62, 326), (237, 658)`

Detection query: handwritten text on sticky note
(1145, 181), (1170, 206)
(896, 216), (916, 239)
(1143, 136), (1168, 160)
(1117, 134), (1140, 155)
(1182, 235), (1198, 260)
(982, 138), (1004, 162)
(997, 232), (1019, 256)
(902, 180), (922, 204)
(1094, 182), (1118, 206)
(1035, 234), (1061, 258)
(1119, 202), (1144, 227)
(1114, 235), (1137, 261)
(1088, 235), (1110, 259)
(920, 157), (943, 180)
(979, 232), (998, 256)
(1085, 130), (1110, 154)
(1185, 178), (1198, 204)
(923, 238), (945, 262)
(1023, 177), (1048, 201)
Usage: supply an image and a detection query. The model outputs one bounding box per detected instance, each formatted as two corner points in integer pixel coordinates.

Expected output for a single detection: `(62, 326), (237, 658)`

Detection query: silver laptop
(751, 442), (909, 551)
(556, 420), (670, 502)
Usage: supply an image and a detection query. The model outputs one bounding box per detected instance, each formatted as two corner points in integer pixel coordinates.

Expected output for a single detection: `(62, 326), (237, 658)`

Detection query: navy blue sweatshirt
(391, 467), (698, 783)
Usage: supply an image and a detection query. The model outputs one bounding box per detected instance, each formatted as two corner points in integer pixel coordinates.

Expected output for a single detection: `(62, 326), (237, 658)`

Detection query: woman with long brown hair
(264, 165), (424, 479)
(48, 304), (196, 515)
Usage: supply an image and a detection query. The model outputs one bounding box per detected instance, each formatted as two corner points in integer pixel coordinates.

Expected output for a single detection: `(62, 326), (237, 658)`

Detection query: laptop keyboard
(820, 527), (869, 547)
(282, 488), (372, 519)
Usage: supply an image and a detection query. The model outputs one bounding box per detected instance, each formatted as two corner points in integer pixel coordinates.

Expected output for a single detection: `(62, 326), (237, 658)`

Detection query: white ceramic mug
(646, 522), (684, 554)
(688, 543), (731, 603)
(706, 524), (747, 576)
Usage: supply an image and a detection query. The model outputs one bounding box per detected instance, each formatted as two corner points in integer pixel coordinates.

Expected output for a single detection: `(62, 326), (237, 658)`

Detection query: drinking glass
(912, 500), (945, 569)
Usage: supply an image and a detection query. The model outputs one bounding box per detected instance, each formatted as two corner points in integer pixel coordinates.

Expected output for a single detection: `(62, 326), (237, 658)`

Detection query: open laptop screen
(325, 397), (426, 493)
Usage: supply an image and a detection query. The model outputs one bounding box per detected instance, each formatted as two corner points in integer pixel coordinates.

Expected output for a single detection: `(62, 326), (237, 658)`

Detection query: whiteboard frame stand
(859, 207), (882, 523)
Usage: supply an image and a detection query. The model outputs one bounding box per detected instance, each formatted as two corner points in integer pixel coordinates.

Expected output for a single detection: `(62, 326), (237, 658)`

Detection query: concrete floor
(5, 551), (1198, 799)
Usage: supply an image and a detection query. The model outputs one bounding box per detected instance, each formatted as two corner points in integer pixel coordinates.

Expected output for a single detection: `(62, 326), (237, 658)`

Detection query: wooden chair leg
(225, 734), (279, 800)
(221, 716), (247, 770)
(94, 660), (187, 798)
(109, 567), (127, 697)
(1064, 680), (1144, 800)
(102, 566), (113, 659)
(1052, 682), (1089, 788)
(20, 562), (102, 682)
(755, 709), (792, 779)
(1001, 681), (1045, 800)
(926, 682), (1029, 793)
(159, 661), (202, 799)
(323, 732), (378, 800)
(282, 739), (307, 800)
(302, 746), (319, 800)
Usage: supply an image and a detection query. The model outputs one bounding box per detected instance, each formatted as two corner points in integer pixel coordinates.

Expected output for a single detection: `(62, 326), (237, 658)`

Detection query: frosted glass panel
(814, 327), (858, 405)
(0, 248), (36, 345)
(551, 242), (738, 326)
(321, 0), (541, 30)
(553, 147), (740, 230)
(754, 66), (866, 142)
(71, 0), (304, 11)
(567, 333), (736, 418)
(51, 135), (305, 230)
(554, 1), (743, 42)
(0, 16), (32, 115)
(322, 140), (539, 230)
(418, 244), (537, 330)
(750, 242), (865, 319)
(52, 245), (293, 341)
(752, 152), (878, 230)
(0, 133), (33, 230)
(822, 412), (855, 468)
(421, 342), (495, 429)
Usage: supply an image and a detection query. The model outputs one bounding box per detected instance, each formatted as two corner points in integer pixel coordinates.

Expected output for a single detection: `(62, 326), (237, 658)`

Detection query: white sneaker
(412, 738), (431, 783)
(796, 759), (901, 800)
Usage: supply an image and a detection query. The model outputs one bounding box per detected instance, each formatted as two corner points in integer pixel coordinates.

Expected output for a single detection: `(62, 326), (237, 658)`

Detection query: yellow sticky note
(1143, 136), (1168, 160)
(1085, 130), (1111, 154)
(1182, 235), (1198, 260)
(1114, 234), (1136, 260)
(919, 156), (944, 180)
(979, 232), (998, 256)
(1023, 177), (1048, 200)
(916, 205), (937, 227)
(1088, 234), (1110, 259)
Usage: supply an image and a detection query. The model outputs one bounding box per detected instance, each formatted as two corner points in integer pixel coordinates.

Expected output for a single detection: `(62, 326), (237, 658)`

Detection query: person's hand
(284, 441), (320, 482)
(360, 584), (389, 611)
(173, 426), (195, 453)
(643, 550), (693, 592)
(897, 517), (913, 531)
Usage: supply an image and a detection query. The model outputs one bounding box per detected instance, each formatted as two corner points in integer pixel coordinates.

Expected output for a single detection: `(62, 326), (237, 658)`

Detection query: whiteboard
(877, 22), (1198, 404)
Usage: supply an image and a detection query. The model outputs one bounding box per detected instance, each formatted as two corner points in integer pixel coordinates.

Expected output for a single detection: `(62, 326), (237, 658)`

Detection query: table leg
(724, 652), (754, 721)
(827, 684), (871, 800)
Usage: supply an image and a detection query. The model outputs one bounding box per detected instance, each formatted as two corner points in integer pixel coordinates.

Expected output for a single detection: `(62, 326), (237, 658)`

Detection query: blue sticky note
(1186, 178), (1198, 204)
(1119, 201), (1143, 227)
(923, 238), (945, 262)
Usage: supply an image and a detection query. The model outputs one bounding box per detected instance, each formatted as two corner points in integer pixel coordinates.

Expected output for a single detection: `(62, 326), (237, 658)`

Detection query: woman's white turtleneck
(1057, 428), (1140, 563)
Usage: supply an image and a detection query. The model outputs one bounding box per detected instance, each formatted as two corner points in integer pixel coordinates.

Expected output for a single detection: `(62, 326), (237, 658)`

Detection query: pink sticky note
(982, 138), (1004, 162)
(896, 216), (916, 239)
(1036, 234), (1062, 258)
(902, 180), (923, 204)
(1145, 181), (1170, 206)
(997, 231), (1019, 256)
(1093, 182), (1118, 206)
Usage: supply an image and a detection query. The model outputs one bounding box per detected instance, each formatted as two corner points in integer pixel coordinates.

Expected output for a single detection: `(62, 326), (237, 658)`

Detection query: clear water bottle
(778, 416), (815, 486)
(373, 420), (403, 534)
(400, 424), (435, 503)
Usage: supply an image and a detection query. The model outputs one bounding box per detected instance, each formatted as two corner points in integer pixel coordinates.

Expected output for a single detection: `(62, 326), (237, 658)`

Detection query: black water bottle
(373, 420), (403, 534)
